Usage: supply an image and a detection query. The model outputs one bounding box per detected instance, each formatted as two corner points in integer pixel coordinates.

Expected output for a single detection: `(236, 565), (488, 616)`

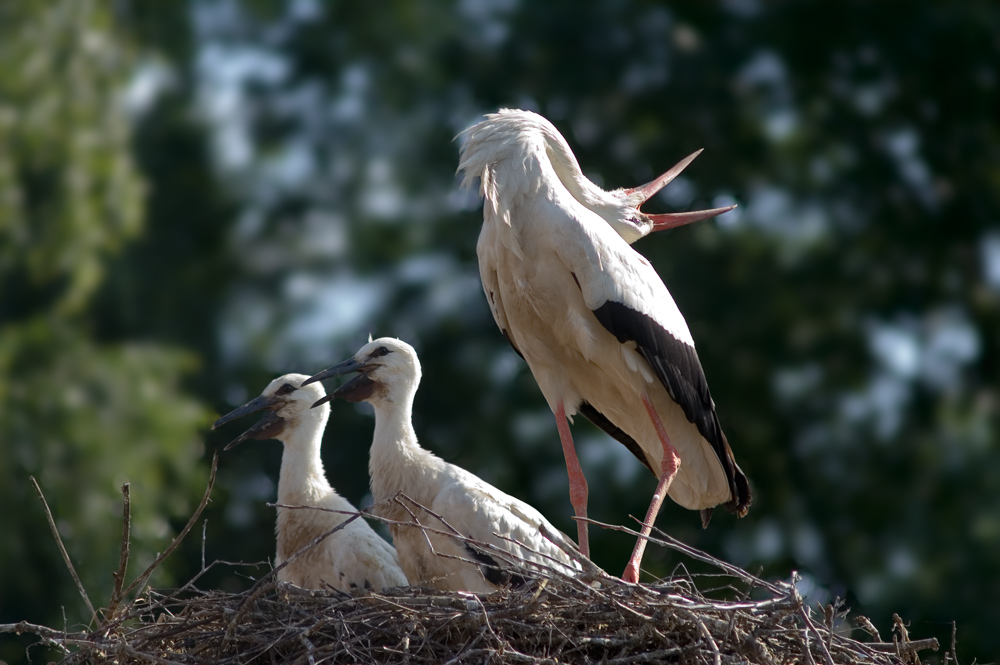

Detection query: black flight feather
(591, 300), (751, 517)
(464, 543), (527, 588)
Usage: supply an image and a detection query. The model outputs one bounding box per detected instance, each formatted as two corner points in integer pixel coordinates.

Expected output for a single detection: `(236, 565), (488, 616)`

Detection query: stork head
(459, 108), (735, 245)
(304, 337), (421, 409)
(212, 373), (329, 450)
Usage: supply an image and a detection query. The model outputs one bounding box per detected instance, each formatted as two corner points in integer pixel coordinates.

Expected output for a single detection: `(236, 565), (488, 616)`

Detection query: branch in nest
(30, 476), (98, 626)
(120, 452), (219, 601)
(105, 481), (131, 621)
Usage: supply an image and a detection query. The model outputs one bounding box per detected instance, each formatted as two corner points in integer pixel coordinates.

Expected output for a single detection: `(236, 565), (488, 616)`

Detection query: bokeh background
(2, 1), (998, 662)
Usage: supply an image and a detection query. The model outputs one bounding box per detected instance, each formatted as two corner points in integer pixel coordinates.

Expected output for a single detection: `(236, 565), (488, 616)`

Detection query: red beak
(623, 149), (737, 231)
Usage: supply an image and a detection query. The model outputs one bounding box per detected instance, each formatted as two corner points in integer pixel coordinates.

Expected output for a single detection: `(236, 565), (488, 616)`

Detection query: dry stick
(865, 638), (939, 654)
(721, 567), (760, 653)
(694, 615), (722, 665)
(105, 482), (132, 622)
(579, 516), (784, 595)
(950, 621), (958, 665)
(29, 476), (98, 626)
(823, 602), (836, 656)
(298, 633), (318, 665)
(783, 580), (836, 665)
(0, 621), (93, 656)
(201, 517), (209, 571)
(535, 524), (604, 577)
(800, 621), (819, 665)
(855, 615), (883, 642)
(121, 452), (219, 601)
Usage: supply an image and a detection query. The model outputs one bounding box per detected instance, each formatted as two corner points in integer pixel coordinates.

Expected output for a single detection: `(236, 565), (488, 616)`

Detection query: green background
(2, 1), (998, 662)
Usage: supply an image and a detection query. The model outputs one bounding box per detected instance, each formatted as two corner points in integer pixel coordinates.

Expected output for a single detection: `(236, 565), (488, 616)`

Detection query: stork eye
(370, 346), (391, 358)
(277, 383), (297, 395)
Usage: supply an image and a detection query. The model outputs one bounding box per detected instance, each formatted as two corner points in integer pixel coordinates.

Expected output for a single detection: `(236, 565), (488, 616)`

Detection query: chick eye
(370, 346), (391, 358)
(277, 383), (297, 395)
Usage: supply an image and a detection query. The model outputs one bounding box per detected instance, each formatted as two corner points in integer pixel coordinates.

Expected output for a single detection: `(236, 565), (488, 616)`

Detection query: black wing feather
(464, 543), (527, 588)
(592, 300), (751, 517)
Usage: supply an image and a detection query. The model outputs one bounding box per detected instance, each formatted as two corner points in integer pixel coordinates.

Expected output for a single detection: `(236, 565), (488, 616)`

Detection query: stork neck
(544, 138), (610, 210)
(370, 392), (418, 454)
(367, 390), (437, 504)
(277, 413), (332, 506)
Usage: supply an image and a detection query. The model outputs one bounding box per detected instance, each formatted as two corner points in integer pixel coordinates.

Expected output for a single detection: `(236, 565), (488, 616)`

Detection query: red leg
(622, 395), (681, 583)
(555, 402), (590, 558)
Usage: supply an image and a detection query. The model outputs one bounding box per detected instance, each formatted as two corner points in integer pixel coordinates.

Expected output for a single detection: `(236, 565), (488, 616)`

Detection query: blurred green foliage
(0, 3), (210, 662)
(2, 1), (999, 663)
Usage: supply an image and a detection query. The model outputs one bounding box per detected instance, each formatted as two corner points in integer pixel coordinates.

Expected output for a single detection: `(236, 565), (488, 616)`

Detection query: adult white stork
(302, 338), (583, 593)
(457, 109), (751, 583)
(213, 373), (408, 592)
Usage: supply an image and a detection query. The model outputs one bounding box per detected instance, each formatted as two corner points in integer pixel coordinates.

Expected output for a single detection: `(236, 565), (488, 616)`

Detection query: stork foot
(622, 558), (641, 584)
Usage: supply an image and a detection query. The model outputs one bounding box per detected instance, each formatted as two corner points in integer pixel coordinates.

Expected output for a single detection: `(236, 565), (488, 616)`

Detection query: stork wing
(477, 222), (522, 357)
(590, 297), (749, 514)
(431, 470), (582, 582)
(550, 215), (751, 517)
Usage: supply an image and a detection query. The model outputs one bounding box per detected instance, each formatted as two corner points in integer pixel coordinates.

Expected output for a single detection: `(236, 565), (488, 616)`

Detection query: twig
(105, 481), (131, 622)
(0, 621), (89, 644)
(121, 452), (219, 600)
(823, 601), (835, 655)
(30, 476), (98, 626)
(201, 518), (208, 571)
(580, 516), (784, 595)
(690, 612), (721, 665)
(785, 579), (835, 665)
(800, 619), (819, 665)
(855, 615), (882, 642)
(299, 633), (318, 665)
(866, 638), (939, 654)
(537, 523), (603, 577)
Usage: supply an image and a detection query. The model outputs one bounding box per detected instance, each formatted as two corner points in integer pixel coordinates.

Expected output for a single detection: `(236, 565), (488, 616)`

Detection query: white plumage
(458, 109), (751, 582)
(213, 373), (407, 592)
(303, 338), (582, 593)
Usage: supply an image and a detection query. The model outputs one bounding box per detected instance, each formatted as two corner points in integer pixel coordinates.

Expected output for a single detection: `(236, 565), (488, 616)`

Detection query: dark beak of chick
(212, 394), (285, 450)
(303, 357), (377, 407)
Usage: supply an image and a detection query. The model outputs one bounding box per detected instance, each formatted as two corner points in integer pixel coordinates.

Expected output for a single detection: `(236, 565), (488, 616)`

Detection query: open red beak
(623, 149), (737, 231)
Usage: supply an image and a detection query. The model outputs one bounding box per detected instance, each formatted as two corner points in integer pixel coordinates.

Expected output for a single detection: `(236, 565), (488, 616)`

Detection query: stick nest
(6, 455), (940, 665)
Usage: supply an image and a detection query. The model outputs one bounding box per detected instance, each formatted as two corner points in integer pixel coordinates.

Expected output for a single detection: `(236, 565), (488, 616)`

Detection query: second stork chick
(214, 373), (407, 592)
(304, 338), (583, 593)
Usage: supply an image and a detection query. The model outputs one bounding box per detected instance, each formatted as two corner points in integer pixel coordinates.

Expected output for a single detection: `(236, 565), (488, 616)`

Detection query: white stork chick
(303, 338), (583, 593)
(213, 373), (407, 592)
(458, 110), (751, 583)
(476, 109), (737, 244)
